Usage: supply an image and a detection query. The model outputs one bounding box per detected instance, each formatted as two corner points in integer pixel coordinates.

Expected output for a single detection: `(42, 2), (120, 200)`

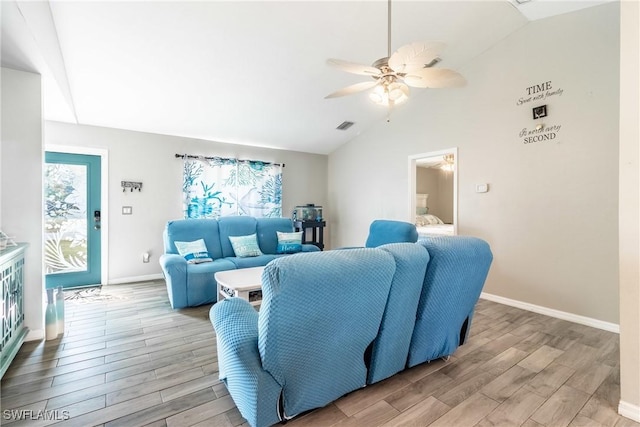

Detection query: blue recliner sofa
(159, 216), (319, 309)
(210, 235), (493, 427)
(211, 243), (430, 427)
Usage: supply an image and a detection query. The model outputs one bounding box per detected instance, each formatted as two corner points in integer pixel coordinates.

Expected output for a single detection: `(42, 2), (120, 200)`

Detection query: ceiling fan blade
(325, 81), (379, 99)
(403, 68), (466, 89)
(327, 59), (381, 76)
(388, 41), (446, 74)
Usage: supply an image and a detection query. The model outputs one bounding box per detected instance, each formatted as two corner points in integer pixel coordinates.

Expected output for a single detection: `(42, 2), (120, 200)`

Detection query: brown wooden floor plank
(330, 400), (400, 427)
(428, 393), (499, 427)
(477, 386), (546, 426)
(164, 394), (235, 427)
(334, 375), (411, 417)
(104, 388), (217, 427)
(530, 385), (591, 427)
(381, 395), (450, 427)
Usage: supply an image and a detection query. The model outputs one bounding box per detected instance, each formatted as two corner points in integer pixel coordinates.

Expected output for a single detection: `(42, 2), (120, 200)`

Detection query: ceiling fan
(325, 0), (466, 107)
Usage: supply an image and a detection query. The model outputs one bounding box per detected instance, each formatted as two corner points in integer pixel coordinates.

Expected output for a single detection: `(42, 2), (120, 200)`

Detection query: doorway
(408, 148), (458, 236)
(44, 152), (102, 288)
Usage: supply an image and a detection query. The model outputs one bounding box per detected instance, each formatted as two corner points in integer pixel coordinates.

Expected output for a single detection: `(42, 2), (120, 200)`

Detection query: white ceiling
(1, 0), (612, 155)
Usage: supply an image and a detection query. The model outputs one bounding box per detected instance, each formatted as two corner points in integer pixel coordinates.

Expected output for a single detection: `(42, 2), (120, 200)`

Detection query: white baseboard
(619, 401), (640, 422)
(480, 292), (619, 333)
(26, 329), (44, 342)
(107, 273), (164, 285)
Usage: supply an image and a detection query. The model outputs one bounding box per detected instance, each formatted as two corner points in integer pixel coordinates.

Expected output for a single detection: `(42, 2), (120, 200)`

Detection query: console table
(294, 220), (325, 250)
(0, 243), (28, 378)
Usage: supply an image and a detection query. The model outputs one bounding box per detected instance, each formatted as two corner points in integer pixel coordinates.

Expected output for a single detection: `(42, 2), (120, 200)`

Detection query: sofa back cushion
(258, 248), (396, 418)
(365, 220), (419, 248)
(218, 216), (258, 257)
(367, 243), (430, 384)
(256, 217), (295, 254)
(408, 236), (493, 366)
(163, 219), (224, 260)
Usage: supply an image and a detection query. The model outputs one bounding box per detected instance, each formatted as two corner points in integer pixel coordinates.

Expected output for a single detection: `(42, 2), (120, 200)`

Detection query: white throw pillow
(175, 239), (213, 263)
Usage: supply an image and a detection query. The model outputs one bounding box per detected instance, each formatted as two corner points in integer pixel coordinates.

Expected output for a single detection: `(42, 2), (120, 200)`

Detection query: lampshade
(369, 82), (409, 106)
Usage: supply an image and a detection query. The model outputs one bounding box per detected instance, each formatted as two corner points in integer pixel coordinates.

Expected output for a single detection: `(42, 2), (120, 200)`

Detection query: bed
(415, 193), (455, 237)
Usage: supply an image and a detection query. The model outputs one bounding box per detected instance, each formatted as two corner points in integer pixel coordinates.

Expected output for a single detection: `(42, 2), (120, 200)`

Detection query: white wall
(328, 4), (620, 324)
(45, 121), (328, 283)
(1, 68), (44, 338)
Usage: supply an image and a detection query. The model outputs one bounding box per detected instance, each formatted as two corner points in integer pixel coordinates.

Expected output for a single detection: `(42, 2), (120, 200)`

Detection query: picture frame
(532, 105), (547, 119)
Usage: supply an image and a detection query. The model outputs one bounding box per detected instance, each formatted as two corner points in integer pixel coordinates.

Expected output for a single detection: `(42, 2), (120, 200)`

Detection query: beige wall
(45, 121), (328, 283)
(1, 68), (44, 338)
(416, 166), (453, 223)
(328, 4), (620, 324)
(618, 0), (640, 418)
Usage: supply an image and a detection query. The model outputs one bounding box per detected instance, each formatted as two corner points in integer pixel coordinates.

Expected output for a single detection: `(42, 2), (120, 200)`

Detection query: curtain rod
(175, 153), (284, 168)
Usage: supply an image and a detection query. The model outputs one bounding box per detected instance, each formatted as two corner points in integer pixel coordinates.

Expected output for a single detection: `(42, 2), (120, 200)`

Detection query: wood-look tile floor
(1, 280), (637, 427)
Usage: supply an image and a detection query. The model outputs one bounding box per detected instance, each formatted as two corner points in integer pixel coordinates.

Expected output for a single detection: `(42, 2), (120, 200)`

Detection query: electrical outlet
(142, 252), (150, 263)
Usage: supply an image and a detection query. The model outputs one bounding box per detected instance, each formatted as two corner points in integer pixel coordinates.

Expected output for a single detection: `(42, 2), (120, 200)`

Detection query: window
(182, 157), (282, 219)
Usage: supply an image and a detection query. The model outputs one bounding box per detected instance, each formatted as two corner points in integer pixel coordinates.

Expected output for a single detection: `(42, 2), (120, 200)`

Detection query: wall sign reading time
(516, 80), (564, 145)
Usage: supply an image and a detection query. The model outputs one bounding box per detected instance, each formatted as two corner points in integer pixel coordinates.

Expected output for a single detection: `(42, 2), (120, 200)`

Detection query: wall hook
(121, 181), (142, 192)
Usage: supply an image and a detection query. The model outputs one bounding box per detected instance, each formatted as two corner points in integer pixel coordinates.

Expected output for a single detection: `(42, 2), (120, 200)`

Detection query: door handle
(94, 210), (101, 230)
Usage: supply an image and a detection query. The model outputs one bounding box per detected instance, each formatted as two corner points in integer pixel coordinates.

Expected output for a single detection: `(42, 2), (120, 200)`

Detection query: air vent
(336, 121), (355, 131)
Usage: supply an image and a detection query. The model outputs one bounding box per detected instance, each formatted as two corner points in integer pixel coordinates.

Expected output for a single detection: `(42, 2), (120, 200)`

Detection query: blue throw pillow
(276, 231), (303, 254)
(228, 234), (263, 257)
(174, 239), (213, 264)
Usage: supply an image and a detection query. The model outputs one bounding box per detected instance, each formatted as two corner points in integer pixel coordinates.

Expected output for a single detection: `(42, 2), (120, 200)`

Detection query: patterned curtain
(183, 157), (282, 219)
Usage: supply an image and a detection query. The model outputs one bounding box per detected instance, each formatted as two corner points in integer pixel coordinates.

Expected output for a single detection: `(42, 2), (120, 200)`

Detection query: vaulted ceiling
(1, 1), (611, 155)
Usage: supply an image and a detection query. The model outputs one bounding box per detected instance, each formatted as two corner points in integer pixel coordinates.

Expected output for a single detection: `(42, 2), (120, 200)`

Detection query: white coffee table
(215, 266), (265, 307)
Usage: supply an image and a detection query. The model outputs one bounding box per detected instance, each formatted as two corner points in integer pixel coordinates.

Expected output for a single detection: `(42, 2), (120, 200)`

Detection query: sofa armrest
(210, 298), (283, 427)
(159, 254), (188, 309)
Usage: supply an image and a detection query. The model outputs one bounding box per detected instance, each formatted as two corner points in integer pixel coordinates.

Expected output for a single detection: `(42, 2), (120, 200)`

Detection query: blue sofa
(210, 236), (493, 427)
(159, 216), (320, 309)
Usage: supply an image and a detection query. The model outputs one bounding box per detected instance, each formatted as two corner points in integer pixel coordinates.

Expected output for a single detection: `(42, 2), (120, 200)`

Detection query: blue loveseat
(159, 216), (320, 309)
(211, 236), (493, 427)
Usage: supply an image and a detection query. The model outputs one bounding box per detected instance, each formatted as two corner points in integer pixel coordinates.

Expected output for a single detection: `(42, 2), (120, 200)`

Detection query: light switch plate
(476, 184), (489, 193)
(122, 206), (133, 215)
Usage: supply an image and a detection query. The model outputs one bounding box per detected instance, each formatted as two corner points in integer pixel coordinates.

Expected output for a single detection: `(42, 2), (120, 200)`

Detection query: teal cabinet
(0, 243), (28, 378)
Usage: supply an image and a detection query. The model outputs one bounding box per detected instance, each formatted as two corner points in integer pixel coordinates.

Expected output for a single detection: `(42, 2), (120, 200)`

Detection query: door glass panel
(44, 163), (88, 274)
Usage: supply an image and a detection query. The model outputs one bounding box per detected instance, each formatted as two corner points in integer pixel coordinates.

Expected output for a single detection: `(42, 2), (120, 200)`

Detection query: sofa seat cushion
(224, 254), (285, 269)
(186, 258), (237, 307)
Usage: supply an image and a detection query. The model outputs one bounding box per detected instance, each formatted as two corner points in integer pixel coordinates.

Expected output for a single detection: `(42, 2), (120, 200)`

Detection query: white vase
(56, 286), (65, 336)
(45, 288), (58, 340)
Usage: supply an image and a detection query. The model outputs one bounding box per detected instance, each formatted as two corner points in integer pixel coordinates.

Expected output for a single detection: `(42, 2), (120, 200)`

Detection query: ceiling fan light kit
(325, 0), (466, 109)
(369, 81), (409, 106)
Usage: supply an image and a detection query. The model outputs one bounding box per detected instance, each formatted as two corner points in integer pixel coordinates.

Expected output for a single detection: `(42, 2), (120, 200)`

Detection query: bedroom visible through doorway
(408, 148), (458, 237)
